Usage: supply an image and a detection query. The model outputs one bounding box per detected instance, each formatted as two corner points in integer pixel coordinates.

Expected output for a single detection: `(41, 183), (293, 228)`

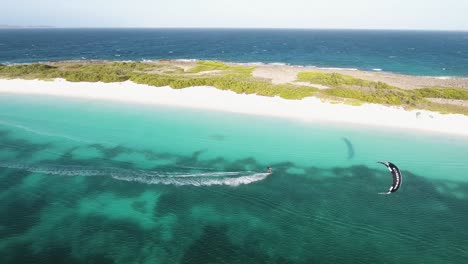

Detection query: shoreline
(1, 78), (468, 137)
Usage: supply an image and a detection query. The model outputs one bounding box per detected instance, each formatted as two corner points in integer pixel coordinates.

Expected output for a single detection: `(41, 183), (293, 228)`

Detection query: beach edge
(1, 78), (467, 137)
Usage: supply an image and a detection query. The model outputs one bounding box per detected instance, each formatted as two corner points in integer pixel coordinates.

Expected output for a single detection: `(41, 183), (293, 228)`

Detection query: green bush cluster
(131, 73), (317, 99)
(297, 72), (403, 90)
(413, 87), (468, 100)
(210, 78), (316, 99)
(58, 62), (164, 83)
(130, 74), (211, 88)
(297, 72), (371, 87)
(0, 62), (161, 82)
(423, 101), (468, 115)
(188, 61), (230, 73)
(188, 61), (254, 77)
(62, 71), (130, 83)
(0, 63), (59, 78)
(63, 64), (129, 82)
(298, 71), (449, 106)
(322, 87), (423, 106)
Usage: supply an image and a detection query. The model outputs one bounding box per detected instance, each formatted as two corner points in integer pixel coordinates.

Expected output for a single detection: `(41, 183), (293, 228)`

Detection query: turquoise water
(1, 94), (468, 263)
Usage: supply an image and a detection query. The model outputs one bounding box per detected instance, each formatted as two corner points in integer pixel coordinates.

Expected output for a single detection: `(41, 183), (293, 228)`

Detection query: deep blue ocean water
(1, 28), (468, 76)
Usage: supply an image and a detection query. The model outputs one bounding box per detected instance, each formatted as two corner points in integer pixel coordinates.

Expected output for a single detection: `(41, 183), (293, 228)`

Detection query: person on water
(267, 166), (272, 174)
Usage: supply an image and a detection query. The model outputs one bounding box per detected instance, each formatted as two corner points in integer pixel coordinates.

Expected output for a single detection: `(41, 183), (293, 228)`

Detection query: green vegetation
(187, 61), (230, 73)
(60, 62), (150, 82)
(188, 61), (254, 78)
(298, 72), (370, 87)
(413, 87), (468, 100)
(130, 74), (316, 99)
(297, 71), (467, 114)
(298, 72), (422, 105)
(0, 61), (315, 100)
(423, 101), (468, 115)
(321, 87), (422, 106)
(0, 63), (59, 79)
(0, 61), (466, 115)
(298, 72), (398, 90)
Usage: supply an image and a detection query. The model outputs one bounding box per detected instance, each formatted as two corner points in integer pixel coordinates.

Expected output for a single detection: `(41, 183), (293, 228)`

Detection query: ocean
(1, 28), (468, 76)
(1, 94), (468, 263)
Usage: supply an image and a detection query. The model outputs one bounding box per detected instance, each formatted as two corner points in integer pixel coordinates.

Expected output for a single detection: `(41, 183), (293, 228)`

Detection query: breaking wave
(0, 162), (270, 186)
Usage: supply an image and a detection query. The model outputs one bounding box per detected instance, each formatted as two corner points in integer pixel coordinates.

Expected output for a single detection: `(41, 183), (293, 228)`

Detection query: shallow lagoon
(1, 94), (468, 263)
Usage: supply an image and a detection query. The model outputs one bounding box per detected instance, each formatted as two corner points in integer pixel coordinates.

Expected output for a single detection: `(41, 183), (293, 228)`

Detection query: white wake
(0, 162), (270, 186)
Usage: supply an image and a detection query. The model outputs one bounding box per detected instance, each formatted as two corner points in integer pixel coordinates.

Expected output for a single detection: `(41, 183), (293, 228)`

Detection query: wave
(269, 62), (289, 66)
(174, 59), (199, 63)
(2, 62), (31, 66)
(241, 61), (265, 66)
(320, 67), (358, 71)
(0, 162), (271, 187)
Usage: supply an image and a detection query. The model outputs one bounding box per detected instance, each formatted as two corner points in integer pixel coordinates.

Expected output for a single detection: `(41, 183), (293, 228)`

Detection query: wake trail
(0, 162), (270, 187)
(0, 119), (109, 144)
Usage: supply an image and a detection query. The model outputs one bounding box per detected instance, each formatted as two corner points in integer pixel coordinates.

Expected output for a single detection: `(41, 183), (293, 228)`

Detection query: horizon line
(0, 25), (467, 32)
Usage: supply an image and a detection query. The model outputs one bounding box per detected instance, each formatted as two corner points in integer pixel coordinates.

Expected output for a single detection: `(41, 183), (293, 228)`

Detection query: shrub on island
(0, 63), (59, 78)
(414, 87), (468, 100)
(188, 61), (230, 73)
(297, 72), (371, 87)
(188, 61), (255, 77)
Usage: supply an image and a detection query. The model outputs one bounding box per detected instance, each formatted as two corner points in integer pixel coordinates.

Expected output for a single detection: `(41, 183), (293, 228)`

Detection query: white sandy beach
(1, 78), (468, 137)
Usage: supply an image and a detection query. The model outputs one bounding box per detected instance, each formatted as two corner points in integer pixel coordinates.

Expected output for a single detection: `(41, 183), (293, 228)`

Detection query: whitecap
(175, 59), (198, 62)
(320, 67), (358, 71)
(242, 62), (265, 66)
(269, 62), (288, 66)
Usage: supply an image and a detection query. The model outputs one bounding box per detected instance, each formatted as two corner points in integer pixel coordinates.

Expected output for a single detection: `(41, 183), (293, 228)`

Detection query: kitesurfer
(267, 166), (272, 174)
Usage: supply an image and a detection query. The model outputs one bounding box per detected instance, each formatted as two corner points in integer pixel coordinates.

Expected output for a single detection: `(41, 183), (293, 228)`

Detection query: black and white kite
(377, 161), (402, 194)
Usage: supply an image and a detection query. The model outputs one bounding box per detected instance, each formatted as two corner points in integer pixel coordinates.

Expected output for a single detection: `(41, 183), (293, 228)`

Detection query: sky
(1, 0), (468, 30)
